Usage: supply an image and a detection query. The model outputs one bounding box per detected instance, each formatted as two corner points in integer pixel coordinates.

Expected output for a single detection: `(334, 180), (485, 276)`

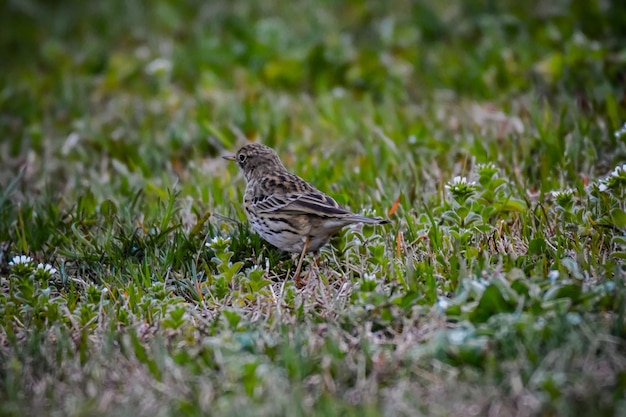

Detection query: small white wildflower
(247, 264), (263, 273)
(36, 263), (57, 275)
(476, 162), (497, 171)
(9, 255), (33, 266)
(552, 189), (575, 209)
(446, 176), (476, 188)
(445, 176), (466, 189)
(34, 262), (58, 280)
(445, 176), (477, 200)
(360, 208), (378, 218)
(611, 164), (626, 178)
(362, 272), (377, 281)
(447, 328), (467, 345)
(475, 163), (499, 183)
(597, 163), (626, 193)
(548, 270), (560, 281)
(145, 57), (172, 75)
(615, 123), (626, 139)
(9, 255), (35, 276)
(551, 189), (573, 198)
(436, 297), (450, 310)
(205, 235), (231, 249)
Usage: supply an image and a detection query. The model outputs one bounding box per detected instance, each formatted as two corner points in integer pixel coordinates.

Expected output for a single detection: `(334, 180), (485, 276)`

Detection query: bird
(223, 143), (390, 286)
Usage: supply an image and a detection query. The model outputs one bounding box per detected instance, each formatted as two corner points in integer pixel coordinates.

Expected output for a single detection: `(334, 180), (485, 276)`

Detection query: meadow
(1, 1), (626, 416)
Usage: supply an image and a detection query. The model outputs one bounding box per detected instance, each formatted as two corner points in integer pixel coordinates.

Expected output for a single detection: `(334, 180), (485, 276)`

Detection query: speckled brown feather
(224, 143), (389, 254)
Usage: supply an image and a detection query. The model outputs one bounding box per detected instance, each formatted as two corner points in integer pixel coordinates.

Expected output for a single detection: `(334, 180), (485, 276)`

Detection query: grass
(1, 0), (626, 416)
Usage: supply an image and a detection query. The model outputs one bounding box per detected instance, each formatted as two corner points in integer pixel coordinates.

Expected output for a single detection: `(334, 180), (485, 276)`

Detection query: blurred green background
(3, 0), (625, 148)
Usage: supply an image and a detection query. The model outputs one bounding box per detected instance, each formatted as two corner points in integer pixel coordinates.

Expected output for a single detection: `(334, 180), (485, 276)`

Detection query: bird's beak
(222, 155), (236, 162)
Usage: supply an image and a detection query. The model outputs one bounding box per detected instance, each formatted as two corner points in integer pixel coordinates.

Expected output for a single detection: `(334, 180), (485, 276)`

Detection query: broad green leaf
(610, 208), (626, 229)
(469, 284), (516, 323)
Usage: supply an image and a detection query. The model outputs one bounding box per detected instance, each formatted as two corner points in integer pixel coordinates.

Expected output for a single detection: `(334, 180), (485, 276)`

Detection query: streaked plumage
(223, 143), (390, 282)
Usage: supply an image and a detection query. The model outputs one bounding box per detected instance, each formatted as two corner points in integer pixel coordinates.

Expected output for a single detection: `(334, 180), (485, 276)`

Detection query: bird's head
(223, 143), (284, 181)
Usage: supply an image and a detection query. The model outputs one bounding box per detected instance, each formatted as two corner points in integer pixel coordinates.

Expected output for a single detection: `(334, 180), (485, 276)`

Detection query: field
(1, 1), (626, 416)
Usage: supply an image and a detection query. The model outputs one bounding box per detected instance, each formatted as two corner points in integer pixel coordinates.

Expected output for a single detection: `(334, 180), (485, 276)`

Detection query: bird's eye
(238, 154), (247, 164)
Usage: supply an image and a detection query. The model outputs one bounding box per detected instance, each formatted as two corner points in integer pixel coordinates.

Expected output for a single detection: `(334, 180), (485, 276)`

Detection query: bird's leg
(313, 252), (321, 268)
(302, 251), (321, 282)
(293, 236), (310, 288)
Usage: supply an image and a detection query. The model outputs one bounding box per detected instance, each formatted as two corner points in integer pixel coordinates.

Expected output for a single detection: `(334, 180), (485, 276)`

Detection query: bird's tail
(350, 215), (391, 225)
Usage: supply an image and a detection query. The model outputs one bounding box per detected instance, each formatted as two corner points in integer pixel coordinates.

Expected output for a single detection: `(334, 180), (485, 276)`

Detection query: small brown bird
(223, 143), (390, 285)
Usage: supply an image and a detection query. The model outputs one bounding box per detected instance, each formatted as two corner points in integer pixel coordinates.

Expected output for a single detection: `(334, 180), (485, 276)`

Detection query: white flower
(436, 297), (450, 310)
(476, 162), (497, 171)
(447, 328), (468, 345)
(611, 164), (626, 178)
(447, 176), (465, 187)
(9, 255), (33, 266)
(615, 123), (626, 139)
(362, 272), (377, 281)
(145, 57), (172, 75)
(445, 176), (476, 190)
(246, 265), (263, 273)
(445, 175), (478, 200)
(548, 270), (560, 281)
(551, 189), (573, 198)
(359, 208), (379, 218)
(596, 163), (626, 192)
(205, 235), (231, 248)
(37, 263), (57, 275)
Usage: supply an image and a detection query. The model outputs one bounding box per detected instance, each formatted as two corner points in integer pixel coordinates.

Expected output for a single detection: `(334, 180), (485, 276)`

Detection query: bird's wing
(253, 191), (351, 217)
